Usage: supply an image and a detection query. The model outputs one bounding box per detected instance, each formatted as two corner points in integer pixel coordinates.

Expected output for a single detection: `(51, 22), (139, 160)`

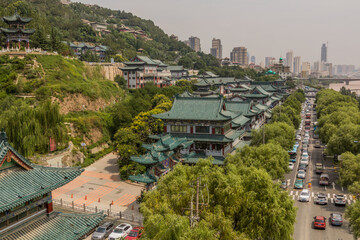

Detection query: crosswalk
(288, 190), (356, 204)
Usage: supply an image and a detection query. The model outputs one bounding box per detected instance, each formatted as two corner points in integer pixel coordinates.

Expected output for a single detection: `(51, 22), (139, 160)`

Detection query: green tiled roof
(2, 212), (105, 240)
(206, 77), (236, 85)
(183, 154), (225, 165)
(153, 95), (231, 121)
(151, 133), (234, 143)
(142, 135), (193, 152)
(0, 166), (83, 213)
(134, 55), (158, 65)
(194, 78), (210, 86)
(0, 131), (83, 213)
(3, 14), (32, 23)
(232, 115), (251, 127)
(250, 86), (272, 96)
(131, 150), (174, 165)
(224, 101), (257, 117)
(129, 171), (158, 183)
(120, 67), (139, 70)
(167, 66), (184, 71)
(229, 88), (250, 92)
(0, 28), (35, 34)
(241, 93), (268, 99)
(232, 140), (251, 153)
(179, 90), (197, 98)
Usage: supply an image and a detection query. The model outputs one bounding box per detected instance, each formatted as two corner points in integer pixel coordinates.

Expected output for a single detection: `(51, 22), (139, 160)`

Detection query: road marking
(312, 192), (314, 197)
(331, 198), (334, 203)
(290, 191), (293, 195)
(296, 191), (299, 196)
(327, 193), (330, 199)
(333, 194), (336, 199)
(348, 200), (351, 205)
(292, 195), (295, 200)
(345, 195), (348, 200)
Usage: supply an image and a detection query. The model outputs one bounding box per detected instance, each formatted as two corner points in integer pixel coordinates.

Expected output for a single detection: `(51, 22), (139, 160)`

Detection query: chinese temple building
(121, 55), (172, 89)
(0, 130), (105, 240)
(0, 12), (35, 50)
(129, 134), (194, 188)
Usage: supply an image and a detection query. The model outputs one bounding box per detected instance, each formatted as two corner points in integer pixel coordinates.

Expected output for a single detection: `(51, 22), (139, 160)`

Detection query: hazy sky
(76, 0), (360, 67)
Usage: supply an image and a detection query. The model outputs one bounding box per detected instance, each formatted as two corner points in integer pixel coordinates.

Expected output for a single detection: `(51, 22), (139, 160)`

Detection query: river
(329, 80), (360, 95)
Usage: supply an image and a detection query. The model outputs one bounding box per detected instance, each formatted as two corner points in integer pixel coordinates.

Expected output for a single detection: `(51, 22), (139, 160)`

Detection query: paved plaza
(53, 152), (144, 216)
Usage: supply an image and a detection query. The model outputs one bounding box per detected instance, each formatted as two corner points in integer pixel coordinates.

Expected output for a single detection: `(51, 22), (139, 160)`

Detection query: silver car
(314, 193), (328, 205)
(92, 222), (114, 240)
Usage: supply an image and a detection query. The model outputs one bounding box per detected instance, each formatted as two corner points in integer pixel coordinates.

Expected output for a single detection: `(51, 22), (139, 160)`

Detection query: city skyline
(76, 0), (360, 67)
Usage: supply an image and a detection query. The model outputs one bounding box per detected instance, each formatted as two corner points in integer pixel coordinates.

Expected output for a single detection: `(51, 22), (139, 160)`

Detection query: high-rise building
(286, 51), (293, 72)
(301, 62), (311, 75)
(189, 36), (201, 52)
(210, 38), (222, 59)
(321, 43), (327, 62)
(230, 47), (248, 66)
(251, 56), (256, 64)
(293, 56), (301, 74)
(265, 57), (275, 68)
(313, 61), (320, 73)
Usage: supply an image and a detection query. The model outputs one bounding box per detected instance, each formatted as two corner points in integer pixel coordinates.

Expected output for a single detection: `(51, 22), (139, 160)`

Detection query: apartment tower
(210, 38), (222, 59)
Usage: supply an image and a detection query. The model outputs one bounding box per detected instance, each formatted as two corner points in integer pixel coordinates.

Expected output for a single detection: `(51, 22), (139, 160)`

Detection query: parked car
(301, 158), (309, 166)
(289, 162), (294, 170)
(314, 140), (321, 148)
(92, 222), (114, 240)
(108, 223), (133, 240)
(314, 193), (328, 205)
(334, 194), (346, 206)
(297, 169), (306, 179)
(294, 179), (304, 189)
(315, 163), (323, 174)
(299, 189), (310, 202)
(125, 227), (144, 240)
(298, 163), (307, 171)
(330, 213), (343, 226)
(314, 216), (326, 229)
(296, 135), (302, 141)
(289, 157), (296, 163)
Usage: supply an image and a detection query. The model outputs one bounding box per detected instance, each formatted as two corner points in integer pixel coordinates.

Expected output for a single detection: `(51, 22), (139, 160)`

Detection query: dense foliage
(141, 159), (296, 240)
(0, 97), (67, 156)
(316, 89), (360, 155)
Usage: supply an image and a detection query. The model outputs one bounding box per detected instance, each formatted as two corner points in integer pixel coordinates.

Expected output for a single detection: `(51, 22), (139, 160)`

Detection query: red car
(314, 216), (326, 229)
(125, 227), (144, 239)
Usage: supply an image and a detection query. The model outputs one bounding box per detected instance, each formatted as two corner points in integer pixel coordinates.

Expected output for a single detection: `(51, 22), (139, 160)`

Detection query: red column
(26, 41), (29, 49)
(46, 202), (53, 213)
(7, 41), (10, 49)
(18, 41), (20, 49)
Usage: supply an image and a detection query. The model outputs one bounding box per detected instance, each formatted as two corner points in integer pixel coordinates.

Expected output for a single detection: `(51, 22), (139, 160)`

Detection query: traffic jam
(283, 96), (350, 230)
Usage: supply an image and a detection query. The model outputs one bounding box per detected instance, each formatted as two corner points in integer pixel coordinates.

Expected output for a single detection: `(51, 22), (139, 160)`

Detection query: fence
(52, 199), (144, 224)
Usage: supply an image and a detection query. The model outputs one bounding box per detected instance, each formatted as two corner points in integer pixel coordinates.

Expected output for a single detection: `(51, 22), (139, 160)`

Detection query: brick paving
(53, 152), (144, 217)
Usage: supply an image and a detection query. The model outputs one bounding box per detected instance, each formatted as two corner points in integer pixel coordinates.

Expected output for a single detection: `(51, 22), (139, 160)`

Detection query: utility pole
(183, 177), (207, 227)
(262, 126), (265, 144)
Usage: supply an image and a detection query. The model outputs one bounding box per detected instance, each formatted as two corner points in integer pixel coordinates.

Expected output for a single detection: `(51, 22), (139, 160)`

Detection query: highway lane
(286, 98), (355, 240)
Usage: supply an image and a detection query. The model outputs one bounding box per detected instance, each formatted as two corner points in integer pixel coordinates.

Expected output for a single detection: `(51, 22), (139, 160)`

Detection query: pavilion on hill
(0, 130), (105, 240)
(0, 12), (35, 50)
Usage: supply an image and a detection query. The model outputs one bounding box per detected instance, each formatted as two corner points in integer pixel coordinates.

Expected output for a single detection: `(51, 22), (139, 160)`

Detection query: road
(284, 98), (355, 240)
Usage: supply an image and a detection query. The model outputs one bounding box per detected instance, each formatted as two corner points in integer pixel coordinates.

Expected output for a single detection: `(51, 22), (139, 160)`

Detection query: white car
(302, 153), (309, 160)
(299, 189), (310, 202)
(108, 223), (133, 240)
(296, 135), (302, 141)
(289, 162), (294, 170)
(301, 158), (309, 166)
(297, 169), (306, 179)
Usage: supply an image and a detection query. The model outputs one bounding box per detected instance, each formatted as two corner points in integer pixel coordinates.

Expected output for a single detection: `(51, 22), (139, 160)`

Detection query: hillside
(0, 0), (199, 63)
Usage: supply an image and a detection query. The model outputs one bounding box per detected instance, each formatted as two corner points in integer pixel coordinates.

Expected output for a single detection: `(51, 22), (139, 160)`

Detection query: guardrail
(52, 198), (144, 224)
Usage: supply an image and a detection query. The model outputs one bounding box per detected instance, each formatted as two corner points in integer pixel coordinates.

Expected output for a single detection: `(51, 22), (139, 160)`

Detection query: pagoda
(0, 130), (105, 240)
(0, 11), (35, 50)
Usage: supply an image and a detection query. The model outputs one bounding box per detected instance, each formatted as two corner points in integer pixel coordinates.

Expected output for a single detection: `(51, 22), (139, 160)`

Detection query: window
(213, 127), (222, 134)
(195, 143), (210, 150)
(195, 126), (210, 134)
(214, 144), (222, 151)
(171, 125), (187, 133)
